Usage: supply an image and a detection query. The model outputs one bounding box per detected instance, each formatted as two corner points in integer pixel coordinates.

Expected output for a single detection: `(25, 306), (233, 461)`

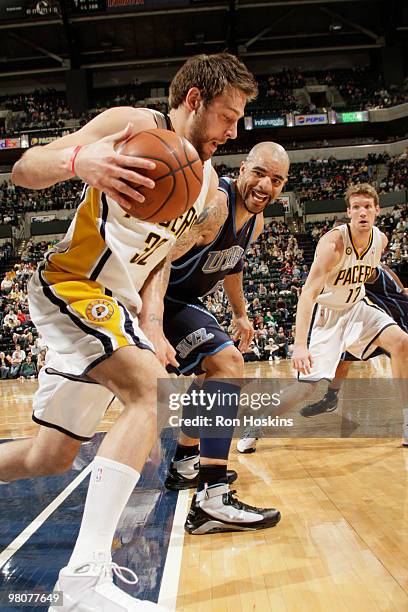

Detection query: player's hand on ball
(292, 345), (313, 375)
(73, 123), (156, 209)
(232, 316), (254, 353)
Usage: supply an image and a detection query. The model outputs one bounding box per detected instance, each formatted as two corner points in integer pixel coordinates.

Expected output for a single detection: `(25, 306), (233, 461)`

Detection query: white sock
(68, 456), (140, 568)
(403, 409), (408, 442)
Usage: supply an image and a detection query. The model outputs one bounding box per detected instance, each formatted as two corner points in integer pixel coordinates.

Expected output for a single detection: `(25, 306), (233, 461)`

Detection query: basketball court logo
(85, 300), (115, 322)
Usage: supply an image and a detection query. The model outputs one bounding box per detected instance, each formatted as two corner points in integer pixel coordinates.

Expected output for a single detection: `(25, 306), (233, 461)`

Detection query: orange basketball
(120, 129), (203, 222)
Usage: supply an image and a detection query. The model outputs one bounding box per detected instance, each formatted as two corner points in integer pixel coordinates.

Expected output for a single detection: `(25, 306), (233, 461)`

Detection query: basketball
(120, 129), (203, 222)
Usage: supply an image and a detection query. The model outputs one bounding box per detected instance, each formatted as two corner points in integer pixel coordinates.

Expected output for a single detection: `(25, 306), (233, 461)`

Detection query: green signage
(336, 111), (369, 123)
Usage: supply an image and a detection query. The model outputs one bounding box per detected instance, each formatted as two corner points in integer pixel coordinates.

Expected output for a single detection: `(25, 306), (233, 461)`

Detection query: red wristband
(70, 145), (82, 176)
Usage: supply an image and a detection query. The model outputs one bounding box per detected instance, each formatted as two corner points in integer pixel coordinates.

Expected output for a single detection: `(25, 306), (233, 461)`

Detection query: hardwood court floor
(1, 358), (407, 612)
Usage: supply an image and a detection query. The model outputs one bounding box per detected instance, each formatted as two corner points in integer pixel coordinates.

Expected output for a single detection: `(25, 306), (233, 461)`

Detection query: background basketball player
(239, 184), (408, 453)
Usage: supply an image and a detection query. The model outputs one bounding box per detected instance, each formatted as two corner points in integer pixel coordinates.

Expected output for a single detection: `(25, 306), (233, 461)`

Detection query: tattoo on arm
(169, 196), (228, 262)
(147, 314), (163, 325)
(169, 228), (198, 261)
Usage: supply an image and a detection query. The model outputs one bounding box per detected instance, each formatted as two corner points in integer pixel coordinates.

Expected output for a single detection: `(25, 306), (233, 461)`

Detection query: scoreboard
(0, 0), (187, 19)
(70, 0), (188, 14)
(70, 0), (106, 13)
(0, 0), (190, 23)
(0, 0), (60, 20)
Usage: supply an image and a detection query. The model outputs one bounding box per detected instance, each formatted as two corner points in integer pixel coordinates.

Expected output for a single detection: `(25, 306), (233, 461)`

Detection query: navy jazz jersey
(365, 265), (408, 333)
(166, 176), (257, 301)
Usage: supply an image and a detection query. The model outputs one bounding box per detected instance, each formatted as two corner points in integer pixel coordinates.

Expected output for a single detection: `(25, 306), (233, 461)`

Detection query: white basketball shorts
(298, 297), (397, 382)
(28, 264), (154, 440)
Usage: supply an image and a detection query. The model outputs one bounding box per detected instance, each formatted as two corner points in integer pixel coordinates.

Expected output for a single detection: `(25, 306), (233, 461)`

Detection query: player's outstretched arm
(223, 216), (263, 353)
(138, 258), (178, 368)
(224, 271), (254, 353)
(292, 232), (342, 375)
(11, 107), (157, 209)
(169, 169), (228, 262)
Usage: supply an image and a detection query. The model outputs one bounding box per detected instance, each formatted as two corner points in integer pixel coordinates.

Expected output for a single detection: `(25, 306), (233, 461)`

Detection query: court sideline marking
(0, 463), (92, 569)
(158, 488), (190, 610)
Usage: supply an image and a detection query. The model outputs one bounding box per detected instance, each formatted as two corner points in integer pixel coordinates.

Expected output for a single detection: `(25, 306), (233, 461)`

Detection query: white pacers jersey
(42, 109), (212, 312)
(316, 223), (383, 311)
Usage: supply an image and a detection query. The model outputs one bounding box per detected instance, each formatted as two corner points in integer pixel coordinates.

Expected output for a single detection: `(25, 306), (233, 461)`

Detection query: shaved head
(237, 140), (289, 214)
(246, 141), (290, 174)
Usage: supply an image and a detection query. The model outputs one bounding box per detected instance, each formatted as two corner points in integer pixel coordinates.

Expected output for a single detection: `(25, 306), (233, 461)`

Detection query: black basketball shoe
(164, 456), (237, 491)
(185, 484), (281, 534)
(300, 391), (339, 418)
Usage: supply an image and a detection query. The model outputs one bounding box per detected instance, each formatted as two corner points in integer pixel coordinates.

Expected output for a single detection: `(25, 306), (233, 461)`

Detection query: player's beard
(188, 110), (212, 162)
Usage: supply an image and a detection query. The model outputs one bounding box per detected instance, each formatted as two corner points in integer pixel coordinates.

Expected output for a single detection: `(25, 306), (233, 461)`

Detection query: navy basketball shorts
(163, 296), (234, 375)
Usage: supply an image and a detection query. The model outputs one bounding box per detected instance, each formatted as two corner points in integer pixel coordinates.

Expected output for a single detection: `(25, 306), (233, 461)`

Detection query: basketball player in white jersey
(0, 54), (258, 611)
(292, 183), (408, 384)
(239, 184), (408, 451)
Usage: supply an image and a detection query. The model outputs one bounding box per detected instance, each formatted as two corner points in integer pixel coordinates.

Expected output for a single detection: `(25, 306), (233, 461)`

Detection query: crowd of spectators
(0, 84), (169, 134)
(0, 152), (404, 228)
(214, 152), (407, 206)
(0, 179), (82, 226)
(378, 151), (408, 193)
(1, 68), (407, 137)
(336, 68), (408, 111)
(1, 90), (73, 132)
(0, 240), (53, 379)
(287, 154), (388, 203)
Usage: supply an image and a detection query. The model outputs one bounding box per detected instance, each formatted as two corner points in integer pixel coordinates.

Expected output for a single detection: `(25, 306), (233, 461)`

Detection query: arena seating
(1, 68), (407, 134)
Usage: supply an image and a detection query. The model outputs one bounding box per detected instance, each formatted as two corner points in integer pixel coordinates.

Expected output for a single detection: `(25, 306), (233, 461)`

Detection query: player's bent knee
(391, 334), (408, 360)
(203, 346), (245, 379)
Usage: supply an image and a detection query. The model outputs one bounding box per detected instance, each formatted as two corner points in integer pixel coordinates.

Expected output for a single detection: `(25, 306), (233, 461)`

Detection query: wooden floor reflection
(2, 357), (407, 612)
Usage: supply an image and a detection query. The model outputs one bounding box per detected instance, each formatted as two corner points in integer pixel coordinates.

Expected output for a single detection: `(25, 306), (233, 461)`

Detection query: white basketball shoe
(49, 560), (167, 611)
(236, 426), (261, 454)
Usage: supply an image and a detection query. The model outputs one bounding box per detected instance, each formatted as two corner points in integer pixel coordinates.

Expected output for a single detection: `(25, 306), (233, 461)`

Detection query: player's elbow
(299, 286), (320, 304)
(12, 153), (45, 189)
(11, 159), (25, 187)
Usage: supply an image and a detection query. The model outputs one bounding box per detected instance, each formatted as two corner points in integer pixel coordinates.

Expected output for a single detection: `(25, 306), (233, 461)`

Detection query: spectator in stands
(265, 338), (279, 361)
(3, 310), (19, 331)
(10, 344), (25, 378)
(20, 354), (37, 379)
(287, 327), (296, 358)
(0, 352), (10, 379)
(243, 341), (260, 362)
(274, 326), (288, 360)
(300, 264), (309, 281)
(1, 274), (13, 294)
(263, 309), (276, 326)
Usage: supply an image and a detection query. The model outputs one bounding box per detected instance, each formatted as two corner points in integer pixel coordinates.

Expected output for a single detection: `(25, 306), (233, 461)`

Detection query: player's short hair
(169, 53), (258, 109)
(345, 183), (379, 208)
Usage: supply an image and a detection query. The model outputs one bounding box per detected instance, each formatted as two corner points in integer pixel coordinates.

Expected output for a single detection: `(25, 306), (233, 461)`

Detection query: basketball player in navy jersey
(160, 142), (290, 534)
(301, 262), (408, 444)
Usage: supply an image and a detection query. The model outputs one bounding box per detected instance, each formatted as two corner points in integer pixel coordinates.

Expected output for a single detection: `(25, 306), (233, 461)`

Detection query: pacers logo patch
(85, 300), (114, 322)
